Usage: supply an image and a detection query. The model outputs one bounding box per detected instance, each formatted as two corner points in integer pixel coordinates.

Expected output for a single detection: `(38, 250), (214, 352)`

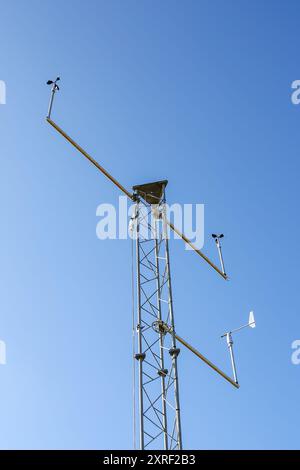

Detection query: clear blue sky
(0, 0), (299, 450)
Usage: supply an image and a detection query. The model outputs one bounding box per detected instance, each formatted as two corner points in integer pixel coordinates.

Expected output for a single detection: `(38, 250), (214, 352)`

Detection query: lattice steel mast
(132, 181), (182, 449)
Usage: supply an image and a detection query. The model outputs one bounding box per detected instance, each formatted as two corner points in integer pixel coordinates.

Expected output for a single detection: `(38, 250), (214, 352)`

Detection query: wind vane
(221, 311), (256, 385)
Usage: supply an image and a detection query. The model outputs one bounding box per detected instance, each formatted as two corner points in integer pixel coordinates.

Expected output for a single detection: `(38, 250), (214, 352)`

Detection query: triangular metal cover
(133, 180), (168, 205)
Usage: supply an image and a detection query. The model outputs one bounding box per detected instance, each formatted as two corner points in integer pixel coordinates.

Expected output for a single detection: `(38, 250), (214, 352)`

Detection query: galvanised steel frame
(133, 182), (182, 450)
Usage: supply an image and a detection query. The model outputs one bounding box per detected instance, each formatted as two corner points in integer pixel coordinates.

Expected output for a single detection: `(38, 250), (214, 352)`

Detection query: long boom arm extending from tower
(175, 332), (239, 388)
(153, 320), (239, 389)
(47, 118), (133, 200)
(167, 221), (226, 279)
(46, 92), (227, 280)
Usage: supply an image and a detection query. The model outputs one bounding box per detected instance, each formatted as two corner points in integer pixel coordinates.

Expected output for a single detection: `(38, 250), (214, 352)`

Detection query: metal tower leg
(135, 204), (145, 450)
(133, 183), (182, 450)
(164, 211), (183, 450)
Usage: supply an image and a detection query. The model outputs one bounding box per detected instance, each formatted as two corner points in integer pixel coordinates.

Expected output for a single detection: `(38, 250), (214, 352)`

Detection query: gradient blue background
(0, 0), (299, 449)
